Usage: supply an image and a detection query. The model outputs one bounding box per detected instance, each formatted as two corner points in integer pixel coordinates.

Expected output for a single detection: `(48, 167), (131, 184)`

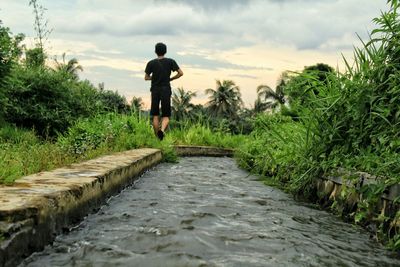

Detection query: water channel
(21, 157), (398, 266)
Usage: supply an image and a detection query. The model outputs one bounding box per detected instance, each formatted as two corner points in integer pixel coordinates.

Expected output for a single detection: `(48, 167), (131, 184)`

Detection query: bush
(3, 66), (82, 136)
(236, 1), (400, 249)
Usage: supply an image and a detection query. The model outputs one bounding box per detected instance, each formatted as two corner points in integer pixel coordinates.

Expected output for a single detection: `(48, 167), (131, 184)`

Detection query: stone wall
(315, 172), (399, 242)
(0, 149), (162, 267)
(174, 145), (234, 157)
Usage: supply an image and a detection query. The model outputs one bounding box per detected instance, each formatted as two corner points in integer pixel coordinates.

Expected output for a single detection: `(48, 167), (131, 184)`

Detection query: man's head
(155, 42), (167, 56)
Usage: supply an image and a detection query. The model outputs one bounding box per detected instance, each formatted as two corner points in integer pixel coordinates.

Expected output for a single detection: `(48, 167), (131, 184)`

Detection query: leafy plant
(236, 0), (400, 249)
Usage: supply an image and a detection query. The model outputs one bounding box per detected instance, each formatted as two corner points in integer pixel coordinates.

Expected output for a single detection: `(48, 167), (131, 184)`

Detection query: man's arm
(170, 69), (183, 81)
(144, 73), (152, 80)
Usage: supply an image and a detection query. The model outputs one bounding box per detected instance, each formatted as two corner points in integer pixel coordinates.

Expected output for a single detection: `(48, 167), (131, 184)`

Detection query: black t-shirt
(145, 58), (179, 88)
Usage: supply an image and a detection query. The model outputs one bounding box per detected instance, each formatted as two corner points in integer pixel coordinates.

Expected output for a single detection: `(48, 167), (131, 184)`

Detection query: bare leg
(161, 117), (170, 132)
(152, 116), (160, 135)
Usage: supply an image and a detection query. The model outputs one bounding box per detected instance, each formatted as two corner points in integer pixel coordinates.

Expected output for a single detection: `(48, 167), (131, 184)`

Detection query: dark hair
(155, 42), (167, 56)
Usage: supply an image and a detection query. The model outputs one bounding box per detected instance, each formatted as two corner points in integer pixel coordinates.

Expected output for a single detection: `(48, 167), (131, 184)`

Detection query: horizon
(1, 0), (389, 108)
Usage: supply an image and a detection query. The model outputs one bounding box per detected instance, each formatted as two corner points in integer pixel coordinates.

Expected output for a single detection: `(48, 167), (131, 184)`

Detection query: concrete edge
(0, 148), (162, 267)
(315, 175), (400, 231)
(174, 145), (234, 157)
(321, 174), (400, 202)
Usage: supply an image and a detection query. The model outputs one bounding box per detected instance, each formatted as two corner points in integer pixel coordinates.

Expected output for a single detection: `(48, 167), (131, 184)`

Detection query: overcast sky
(1, 0), (389, 108)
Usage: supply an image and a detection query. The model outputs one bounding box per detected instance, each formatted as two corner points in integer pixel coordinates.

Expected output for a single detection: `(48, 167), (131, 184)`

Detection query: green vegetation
(168, 122), (246, 148)
(1, 0), (399, 251)
(237, 0), (400, 249)
(0, 113), (245, 184)
(0, 0), (245, 185)
(205, 80), (243, 118)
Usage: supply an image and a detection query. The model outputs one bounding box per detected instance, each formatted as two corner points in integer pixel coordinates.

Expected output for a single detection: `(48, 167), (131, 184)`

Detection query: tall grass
(168, 120), (246, 148)
(0, 125), (68, 183)
(236, 1), (400, 249)
(0, 113), (242, 184)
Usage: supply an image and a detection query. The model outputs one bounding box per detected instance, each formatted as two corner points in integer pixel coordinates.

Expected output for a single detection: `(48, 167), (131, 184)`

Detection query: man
(145, 42), (183, 140)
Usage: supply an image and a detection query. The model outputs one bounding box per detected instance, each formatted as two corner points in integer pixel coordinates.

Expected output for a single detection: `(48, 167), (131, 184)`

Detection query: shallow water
(21, 157), (398, 267)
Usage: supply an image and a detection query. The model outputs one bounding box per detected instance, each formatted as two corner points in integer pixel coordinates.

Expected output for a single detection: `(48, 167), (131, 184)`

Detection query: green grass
(0, 114), (242, 184)
(234, 1), (400, 248)
(166, 122), (246, 148)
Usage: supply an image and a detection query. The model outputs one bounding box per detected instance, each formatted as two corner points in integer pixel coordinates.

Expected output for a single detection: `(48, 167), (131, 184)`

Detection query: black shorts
(150, 86), (172, 117)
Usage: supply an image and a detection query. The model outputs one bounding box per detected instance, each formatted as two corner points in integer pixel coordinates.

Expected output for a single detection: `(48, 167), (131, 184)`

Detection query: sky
(0, 0), (390, 108)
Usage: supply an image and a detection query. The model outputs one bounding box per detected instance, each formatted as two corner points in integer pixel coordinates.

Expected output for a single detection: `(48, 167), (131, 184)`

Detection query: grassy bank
(235, 1), (400, 249)
(0, 113), (243, 184)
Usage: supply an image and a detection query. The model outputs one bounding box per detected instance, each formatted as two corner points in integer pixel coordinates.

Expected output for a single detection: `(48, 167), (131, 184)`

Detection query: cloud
(158, 0), (251, 12)
(229, 74), (259, 79)
(43, 0), (388, 54)
(55, 2), (230, 38)
(177, 52), (274, 71)
(0, 0), (391, 107)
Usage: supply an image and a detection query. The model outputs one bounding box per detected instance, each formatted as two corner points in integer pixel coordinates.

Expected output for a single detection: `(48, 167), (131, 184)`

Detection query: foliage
(253, 97), (267, 114)
(96, 87), (130, 114)
(0, 25), (24, 122)
(0, 113), (241, 184)
(237, 0), (400, 249)
(29, 0), (51, 51)
(254, 72), (290, 113)
(236, 114), (313, 193)
(25, 47), (46, 68)
(130, 96), (144, 113)
(0, 114), (170, 184)
(283, 64), (336, 119)
(54, 53), (83, 80)
(2, 64), (130, 136)
(0, 24), (23, 83)
(168, 121), (246, 148)
(0, 124), (64, 184)
(3, 66), (80, 136)
(205, 80), (243, 118)
(0, 13), (130, 136)
(257, 81), (285, 110)
(172, 87), (197, 121)
(58, 113), (156, 156)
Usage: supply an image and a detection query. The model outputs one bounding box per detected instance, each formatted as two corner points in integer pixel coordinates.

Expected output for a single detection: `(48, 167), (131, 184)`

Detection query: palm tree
(257, 72), (288, 111)
(172, 87), (197, 121)
(253, 96), (268, 114)
(205, 80), (243, 118)
(130, 96), (144, 113)
(55, 53), (83, 79)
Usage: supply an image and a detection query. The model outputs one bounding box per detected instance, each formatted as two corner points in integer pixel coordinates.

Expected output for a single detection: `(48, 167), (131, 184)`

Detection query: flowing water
(21, 157), (398, 267)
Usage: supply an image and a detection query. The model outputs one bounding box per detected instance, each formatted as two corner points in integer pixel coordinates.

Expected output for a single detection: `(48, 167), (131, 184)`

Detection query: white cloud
(0, 0), (391, 107)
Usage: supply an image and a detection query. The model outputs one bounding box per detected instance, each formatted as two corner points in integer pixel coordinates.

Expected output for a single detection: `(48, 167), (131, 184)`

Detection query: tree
(304, 63), (334, 83)
(284, 63), (335, 108)
(25, 47), (46, 68)
(257, 72), (289, 111)
(253, 97), (268, 114)
(0, 24), (24, 122)
(29, 0), (51, 51)
(172, 87), (197, 121)
(26, 0), (51, 69)
(0, 24), (23, 82)
(256, 84), (285, 110)
(130, 96), (144, 113)
(55, 53), (83, 80)
(97, 89), (129, 114)
(205, 80), (243, 118)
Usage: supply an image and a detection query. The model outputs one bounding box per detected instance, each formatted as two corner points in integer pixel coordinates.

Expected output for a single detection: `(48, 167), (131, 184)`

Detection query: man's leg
(160, 87), (172, 135)
(152, 115), (160, 134)
(150, 90), (161, 137)
(161, 116), (169, 132)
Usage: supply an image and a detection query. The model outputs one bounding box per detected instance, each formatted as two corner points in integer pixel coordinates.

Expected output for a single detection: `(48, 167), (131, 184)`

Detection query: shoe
(157, 130), (164, 141)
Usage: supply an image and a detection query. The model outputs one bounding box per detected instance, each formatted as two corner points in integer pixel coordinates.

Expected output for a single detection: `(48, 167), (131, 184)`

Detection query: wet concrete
(20, 157), (399, 267)
(0, 149), (161, 267)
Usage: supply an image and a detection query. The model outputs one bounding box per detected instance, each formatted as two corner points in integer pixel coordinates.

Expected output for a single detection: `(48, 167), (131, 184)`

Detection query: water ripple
(20, 157), (399, 267)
